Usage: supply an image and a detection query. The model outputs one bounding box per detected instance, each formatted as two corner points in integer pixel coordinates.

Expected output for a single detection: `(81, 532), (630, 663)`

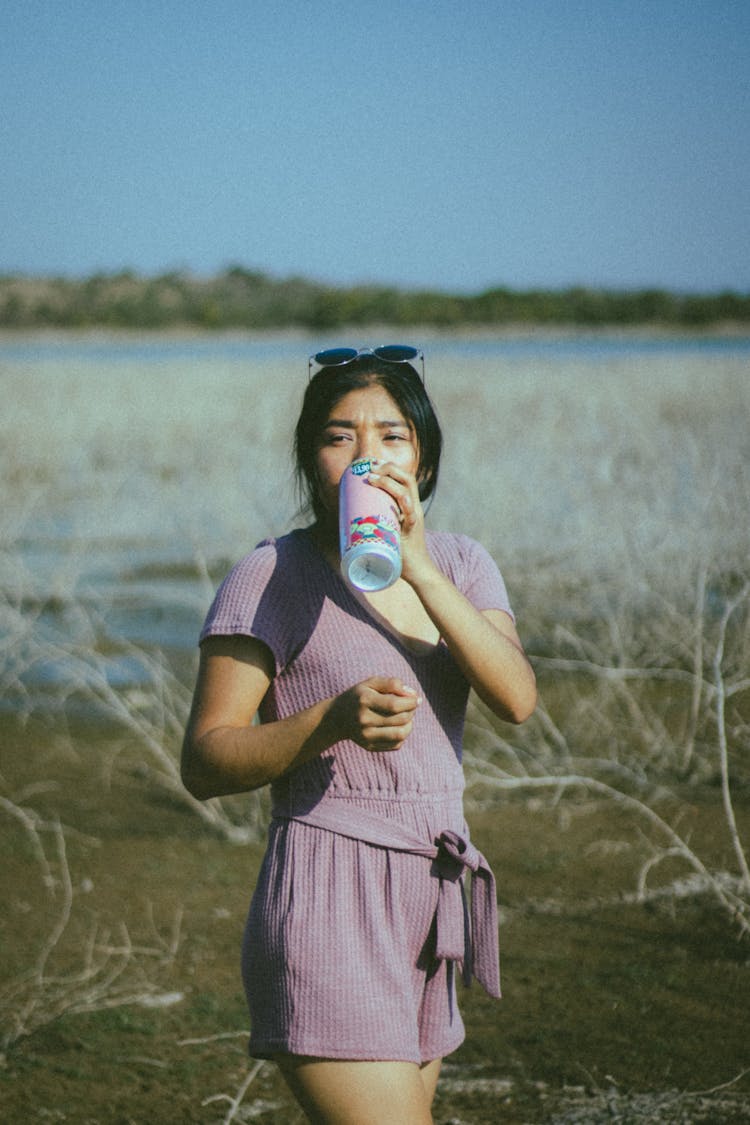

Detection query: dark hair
(294, 356), (442, 523)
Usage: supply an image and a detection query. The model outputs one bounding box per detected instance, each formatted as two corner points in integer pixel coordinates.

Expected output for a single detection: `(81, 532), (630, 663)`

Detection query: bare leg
(275, 1056), (439, 1125)
(419, 1058), (442, 1105)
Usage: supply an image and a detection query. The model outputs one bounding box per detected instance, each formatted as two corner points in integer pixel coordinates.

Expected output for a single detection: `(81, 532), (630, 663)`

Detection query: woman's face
(314, 384), (419, 519)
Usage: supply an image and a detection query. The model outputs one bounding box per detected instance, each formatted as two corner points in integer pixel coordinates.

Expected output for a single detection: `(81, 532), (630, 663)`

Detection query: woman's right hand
(182, 638), (422, 800)
(330, 676), (421, 752)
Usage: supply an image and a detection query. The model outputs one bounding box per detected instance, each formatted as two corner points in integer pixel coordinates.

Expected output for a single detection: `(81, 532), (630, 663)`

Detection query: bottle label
(348, 513), (400, 553)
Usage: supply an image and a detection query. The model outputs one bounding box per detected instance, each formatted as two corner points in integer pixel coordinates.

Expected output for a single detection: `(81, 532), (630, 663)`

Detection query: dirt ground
(1, 714), (749, 1123)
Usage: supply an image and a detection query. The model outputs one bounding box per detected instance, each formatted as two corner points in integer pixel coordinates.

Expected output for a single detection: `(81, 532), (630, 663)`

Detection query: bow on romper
(199, 527), (512, 1063)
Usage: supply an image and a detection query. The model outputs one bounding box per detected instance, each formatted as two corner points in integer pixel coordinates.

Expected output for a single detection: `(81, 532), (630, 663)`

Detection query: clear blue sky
(2, 0), (749, 292)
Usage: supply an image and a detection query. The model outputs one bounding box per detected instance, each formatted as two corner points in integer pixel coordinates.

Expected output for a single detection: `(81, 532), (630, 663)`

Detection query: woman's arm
(181, 635), (421, 800)
(367, 465), (537, 724)
(407, 573), (536, 723)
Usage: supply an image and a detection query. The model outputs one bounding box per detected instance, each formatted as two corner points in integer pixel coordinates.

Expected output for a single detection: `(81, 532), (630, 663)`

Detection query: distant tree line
(1, 267), (748, 330)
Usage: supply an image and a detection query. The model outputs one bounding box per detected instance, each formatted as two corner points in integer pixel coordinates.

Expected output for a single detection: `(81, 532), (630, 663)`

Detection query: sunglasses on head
(308, 344), (425, 383)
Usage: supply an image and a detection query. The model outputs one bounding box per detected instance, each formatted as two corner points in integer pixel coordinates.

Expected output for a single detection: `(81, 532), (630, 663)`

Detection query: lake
(2, 330), (749, 693)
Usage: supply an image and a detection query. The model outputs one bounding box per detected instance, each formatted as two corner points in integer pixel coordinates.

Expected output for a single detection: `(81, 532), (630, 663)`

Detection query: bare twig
(201, 1059), (265, 1124)
(179, 1031), (251, 1047)
(465, 765), (750, 936)
(713, 581), (750, 893)
(681, 562), (707, 772)
(1, 588), (262, 844)
(0, 796), (183, 1051)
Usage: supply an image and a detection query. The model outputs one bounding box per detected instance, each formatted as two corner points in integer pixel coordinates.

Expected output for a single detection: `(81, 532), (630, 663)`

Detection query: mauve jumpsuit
(199, 527), (511, 1062)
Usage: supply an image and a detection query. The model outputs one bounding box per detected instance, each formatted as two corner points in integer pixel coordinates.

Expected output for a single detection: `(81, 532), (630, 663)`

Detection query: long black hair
(294, 356), (443, 524)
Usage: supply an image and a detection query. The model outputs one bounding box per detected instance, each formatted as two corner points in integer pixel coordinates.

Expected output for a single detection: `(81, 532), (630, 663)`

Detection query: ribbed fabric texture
(200, 528), (513, 1062)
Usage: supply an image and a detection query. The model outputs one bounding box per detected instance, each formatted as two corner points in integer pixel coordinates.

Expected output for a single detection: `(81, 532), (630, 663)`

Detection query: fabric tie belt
(273, 800), (501, 998)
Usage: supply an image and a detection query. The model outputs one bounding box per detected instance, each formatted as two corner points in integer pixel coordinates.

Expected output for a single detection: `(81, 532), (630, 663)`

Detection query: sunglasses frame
(308, 345), (425, 383)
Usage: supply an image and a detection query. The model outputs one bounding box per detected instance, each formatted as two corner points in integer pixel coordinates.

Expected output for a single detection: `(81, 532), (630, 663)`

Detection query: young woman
(181, 347), (536, 1125)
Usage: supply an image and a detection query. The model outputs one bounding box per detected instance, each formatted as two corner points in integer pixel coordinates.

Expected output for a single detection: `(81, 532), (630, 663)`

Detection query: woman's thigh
(275, 1056), (441, 1125)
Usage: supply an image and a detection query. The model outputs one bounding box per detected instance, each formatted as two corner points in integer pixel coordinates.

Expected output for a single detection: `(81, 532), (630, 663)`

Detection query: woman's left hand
(366, 463), (433, 582)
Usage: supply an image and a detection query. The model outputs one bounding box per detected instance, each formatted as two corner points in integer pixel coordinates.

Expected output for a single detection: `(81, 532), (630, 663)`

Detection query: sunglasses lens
(314, 347), (359, 367)
(373, 345), (418, 363)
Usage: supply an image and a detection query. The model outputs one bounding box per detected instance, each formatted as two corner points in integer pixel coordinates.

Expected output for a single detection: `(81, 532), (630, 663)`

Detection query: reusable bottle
(339, 458), (402, 591)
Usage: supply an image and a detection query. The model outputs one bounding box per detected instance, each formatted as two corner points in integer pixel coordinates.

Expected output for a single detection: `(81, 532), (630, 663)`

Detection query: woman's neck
(309, 519), (339, 566)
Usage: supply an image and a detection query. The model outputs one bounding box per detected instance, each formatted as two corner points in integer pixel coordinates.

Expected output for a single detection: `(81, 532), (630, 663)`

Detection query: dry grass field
(1, 332), (749, 1121)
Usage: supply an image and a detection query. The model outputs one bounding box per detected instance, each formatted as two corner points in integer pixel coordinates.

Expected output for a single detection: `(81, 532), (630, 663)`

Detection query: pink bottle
(339, 458), (402, 591)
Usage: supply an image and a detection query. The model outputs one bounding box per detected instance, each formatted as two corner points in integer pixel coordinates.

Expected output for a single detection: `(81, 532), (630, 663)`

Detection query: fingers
(346, 676), (422, 753)
(366, 675), (421, 702)
(367, 465), (421, 532)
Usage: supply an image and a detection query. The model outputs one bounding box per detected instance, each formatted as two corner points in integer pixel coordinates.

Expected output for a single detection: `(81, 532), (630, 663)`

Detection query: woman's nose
(356, 435), (379, 462)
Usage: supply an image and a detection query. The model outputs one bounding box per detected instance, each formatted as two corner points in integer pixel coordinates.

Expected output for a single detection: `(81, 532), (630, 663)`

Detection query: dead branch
(713, 581), (750, 892)
(0, 796), (184, 1052)
(464, 763), (750, 936)
(201, 1059), (265, 1124)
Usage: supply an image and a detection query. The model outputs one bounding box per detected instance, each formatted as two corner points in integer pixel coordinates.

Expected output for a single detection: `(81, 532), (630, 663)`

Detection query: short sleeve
(428, 533), (515, 621)
(458, 536), (514, 619)
(199, 540), (300, 672)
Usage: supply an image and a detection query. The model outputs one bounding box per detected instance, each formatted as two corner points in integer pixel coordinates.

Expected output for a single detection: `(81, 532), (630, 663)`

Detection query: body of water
(2, 330), (749, 696)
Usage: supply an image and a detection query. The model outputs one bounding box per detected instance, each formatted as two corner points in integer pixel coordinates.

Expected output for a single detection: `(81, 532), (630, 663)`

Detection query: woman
(181, 346), (536, 1124)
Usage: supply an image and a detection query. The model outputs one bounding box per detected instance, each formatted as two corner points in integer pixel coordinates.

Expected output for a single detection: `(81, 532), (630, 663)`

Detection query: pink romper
(199, 528), (513, 1063)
